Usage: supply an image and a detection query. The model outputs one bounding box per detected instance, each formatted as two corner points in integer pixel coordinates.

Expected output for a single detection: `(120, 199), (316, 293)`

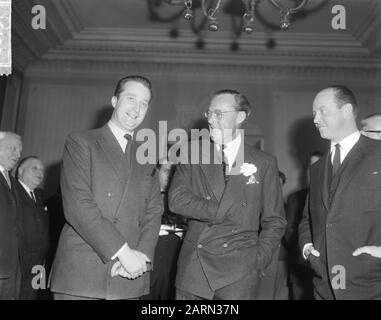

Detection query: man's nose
(14, 149), (21, 158)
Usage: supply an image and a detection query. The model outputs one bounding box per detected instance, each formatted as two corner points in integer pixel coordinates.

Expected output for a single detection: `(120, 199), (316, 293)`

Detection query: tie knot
(335, 143), (340, 150)
(124, 133), (132, 142)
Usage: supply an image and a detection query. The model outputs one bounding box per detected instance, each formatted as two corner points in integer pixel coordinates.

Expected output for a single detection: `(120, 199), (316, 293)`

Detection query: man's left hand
(353, 246), (381, 258)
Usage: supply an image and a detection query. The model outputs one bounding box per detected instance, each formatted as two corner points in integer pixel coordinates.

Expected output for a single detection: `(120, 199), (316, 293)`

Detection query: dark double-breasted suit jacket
(299, 135), (381, 300)
(168, 139), (286, 299)
(0, 174), (21, 280)
(50, 125), (163, 299)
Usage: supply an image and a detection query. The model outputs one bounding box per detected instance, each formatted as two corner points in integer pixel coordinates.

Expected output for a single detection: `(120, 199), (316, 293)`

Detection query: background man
(15, 156), (50, 300)
(50, 75), (163, 300)
(0, 132), (22, 300)
(299, 85), (381, 299)
(361, 113), (381, 140)
(169, 89), (286, 300)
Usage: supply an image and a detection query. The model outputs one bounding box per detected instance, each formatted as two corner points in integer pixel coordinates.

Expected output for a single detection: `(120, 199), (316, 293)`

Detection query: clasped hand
(110, 247), (151, 279)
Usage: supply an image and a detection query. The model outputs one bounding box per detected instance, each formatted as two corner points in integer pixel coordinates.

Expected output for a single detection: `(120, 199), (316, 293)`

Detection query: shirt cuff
(111, 243), (128, 260)
(303, 243), (313, 260)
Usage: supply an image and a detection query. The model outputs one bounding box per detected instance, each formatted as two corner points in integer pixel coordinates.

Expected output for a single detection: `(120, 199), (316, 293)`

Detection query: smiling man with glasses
(169, 89), (286, 300)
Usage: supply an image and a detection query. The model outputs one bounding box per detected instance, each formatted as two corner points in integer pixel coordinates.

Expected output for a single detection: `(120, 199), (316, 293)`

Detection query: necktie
(2, 170), (11, 189)
(221, 145), (229, 184)
(332, 143), (341, 176)
(30, 191), (36, 204)
(124, 133), (133, 168)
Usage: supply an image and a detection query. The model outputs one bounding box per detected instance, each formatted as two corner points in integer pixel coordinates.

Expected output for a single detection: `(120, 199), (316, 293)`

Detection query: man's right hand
(304, 244), (320, 259)
(116, 246), (151, 279)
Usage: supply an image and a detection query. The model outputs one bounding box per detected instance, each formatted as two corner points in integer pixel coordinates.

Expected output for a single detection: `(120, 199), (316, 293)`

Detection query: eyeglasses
(363, 130), (381, 133)
(204, 110), (237, 120)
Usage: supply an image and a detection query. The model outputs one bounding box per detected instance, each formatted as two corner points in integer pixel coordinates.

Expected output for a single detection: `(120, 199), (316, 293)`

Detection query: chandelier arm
(269, 0), (308, 14)
(201, 0), (222, 18)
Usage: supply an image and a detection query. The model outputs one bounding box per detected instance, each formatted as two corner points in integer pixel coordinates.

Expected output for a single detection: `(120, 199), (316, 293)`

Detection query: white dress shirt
(215, 133), (242, 170)
(18, 179), (35, 200)
(330, 131), (361, 164)
(107, 120), (134, 153)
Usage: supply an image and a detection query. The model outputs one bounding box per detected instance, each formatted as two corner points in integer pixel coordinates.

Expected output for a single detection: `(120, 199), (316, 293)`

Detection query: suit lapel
(0, 171), (11, 190)
(328, 136), (368, 207)
(113, 141), (154, 220)
(319, 153), (331, 211)
(97, 125), (128, 185)
(200, 141), (226, 202)
(217, 142), (251, 214)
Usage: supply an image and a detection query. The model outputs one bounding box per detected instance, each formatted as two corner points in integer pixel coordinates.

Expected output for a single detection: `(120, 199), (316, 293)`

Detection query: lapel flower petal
(240, 163), (259, 184)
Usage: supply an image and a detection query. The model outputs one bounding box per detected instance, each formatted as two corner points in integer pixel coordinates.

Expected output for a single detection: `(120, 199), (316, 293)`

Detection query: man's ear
(236, 111), (246, 125)
(343, 103), (354, 118)
(111, 96), (117, 109)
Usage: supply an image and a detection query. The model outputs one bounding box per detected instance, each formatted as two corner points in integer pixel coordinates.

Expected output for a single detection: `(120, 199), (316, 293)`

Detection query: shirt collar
(108, 120), (134, 140)
(0, 165), (5, 173)
(18, 179), (33, 194)
(216, 132), (242, 167)
(330, 130), (361, 154)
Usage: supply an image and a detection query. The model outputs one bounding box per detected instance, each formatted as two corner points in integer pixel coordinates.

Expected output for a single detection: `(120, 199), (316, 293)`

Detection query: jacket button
(107, 193), (112, 197)
(231, 229), (237, 233)
(206, 196), (211, 200)
(242, 202), (247, 207)
(197, 244), (203, 249)
(113, 217), (119, 224)
(223, 243), (228, 248)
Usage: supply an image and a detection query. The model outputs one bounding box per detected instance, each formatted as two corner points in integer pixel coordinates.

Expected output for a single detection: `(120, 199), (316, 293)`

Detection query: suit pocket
(308, 256), (323, 277)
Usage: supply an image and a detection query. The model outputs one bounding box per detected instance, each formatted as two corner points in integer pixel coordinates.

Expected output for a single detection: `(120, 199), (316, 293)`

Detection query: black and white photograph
(0, 0), (381, 308)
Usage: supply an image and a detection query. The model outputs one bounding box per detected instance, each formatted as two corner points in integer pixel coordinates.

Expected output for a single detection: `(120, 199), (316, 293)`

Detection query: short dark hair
(15, 156), (40, 180)
(213, 89), (252, 120)
(113, 75), (152, 100)
(324, 85), (358, 116)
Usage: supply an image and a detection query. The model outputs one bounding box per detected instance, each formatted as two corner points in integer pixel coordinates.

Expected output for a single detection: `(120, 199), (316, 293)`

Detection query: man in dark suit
(299, 85), (381, 299)
(168, 89), (286, 300)
(15, 156), (50, 300)
(0, 132), (22, 300)
(50, 75), (163, 300)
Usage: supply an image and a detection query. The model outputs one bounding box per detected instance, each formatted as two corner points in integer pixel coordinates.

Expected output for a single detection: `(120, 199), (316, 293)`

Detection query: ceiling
(12, 0), (381, 73)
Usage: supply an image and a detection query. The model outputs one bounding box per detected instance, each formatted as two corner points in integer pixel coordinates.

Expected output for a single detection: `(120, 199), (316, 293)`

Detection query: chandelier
(151, 0), (312, 34)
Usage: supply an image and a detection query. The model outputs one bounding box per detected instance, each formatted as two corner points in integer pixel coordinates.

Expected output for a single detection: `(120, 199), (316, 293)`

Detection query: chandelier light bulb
(244, 24), (254, 34)
(208, 21), (219, 32)
(183, 8), (193, 20)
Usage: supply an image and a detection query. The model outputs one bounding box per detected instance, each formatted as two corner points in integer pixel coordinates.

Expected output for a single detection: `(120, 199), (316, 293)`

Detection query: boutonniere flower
(240, 163), (259, 184)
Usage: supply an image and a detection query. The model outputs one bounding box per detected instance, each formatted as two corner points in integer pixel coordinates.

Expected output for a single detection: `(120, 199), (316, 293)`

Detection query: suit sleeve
(60, 134), (126, 263)
(255, 157), (287, 270)
(298, 192), (313, 251)
(168, 163), (219, 223)
(136, 168), (163, 260)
